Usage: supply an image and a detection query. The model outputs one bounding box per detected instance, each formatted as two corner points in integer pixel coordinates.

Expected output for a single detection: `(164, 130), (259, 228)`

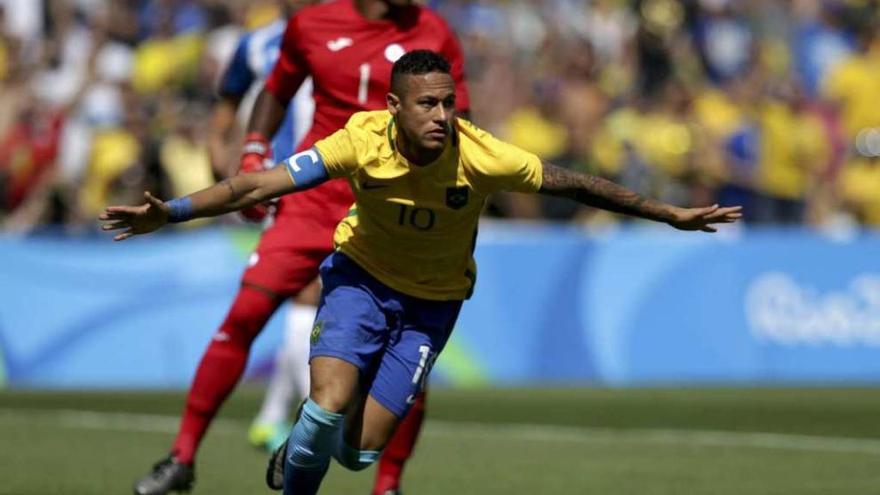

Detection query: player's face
(389, 72), (456, 153)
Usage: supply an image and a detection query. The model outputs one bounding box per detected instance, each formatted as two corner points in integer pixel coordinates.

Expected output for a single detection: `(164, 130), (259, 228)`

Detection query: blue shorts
(310, 252), (462, 418)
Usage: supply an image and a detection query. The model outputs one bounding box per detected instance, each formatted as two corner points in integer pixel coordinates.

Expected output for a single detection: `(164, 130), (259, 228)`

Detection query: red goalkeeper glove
(238, 132), (273, 222)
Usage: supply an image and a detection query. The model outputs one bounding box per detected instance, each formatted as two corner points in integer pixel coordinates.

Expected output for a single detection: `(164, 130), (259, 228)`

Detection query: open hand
(668, 204), (743, 232)
(99, 192), (170, 241)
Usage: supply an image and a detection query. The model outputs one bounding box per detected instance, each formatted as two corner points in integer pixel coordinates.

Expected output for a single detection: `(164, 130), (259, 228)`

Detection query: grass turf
(1, 387), (879, 494)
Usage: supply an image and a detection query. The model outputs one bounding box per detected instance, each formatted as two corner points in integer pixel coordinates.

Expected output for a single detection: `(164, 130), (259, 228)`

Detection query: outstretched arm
(100, 148), (330, 241)
(538, 163), (741, 232)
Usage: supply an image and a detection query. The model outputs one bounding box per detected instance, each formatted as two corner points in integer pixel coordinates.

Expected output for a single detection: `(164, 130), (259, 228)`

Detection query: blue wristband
(166, 197), (193, 223)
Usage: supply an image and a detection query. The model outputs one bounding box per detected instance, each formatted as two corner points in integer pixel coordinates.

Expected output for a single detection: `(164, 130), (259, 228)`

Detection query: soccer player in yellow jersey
(101, 50), (741, 495)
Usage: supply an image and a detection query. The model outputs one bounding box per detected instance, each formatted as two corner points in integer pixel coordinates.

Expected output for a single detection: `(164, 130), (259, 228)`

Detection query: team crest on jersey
(446, 186), (469, 210)
(310, 320), (324, 345)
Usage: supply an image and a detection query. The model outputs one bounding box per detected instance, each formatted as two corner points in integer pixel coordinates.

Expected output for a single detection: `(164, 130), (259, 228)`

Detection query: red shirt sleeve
(264, 14), (309, 102)
(438, 23), (470, 113)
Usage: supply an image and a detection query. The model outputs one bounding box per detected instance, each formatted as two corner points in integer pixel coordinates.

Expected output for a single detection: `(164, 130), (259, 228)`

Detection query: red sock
(373, 391), (427, 494)
(171, 285), (281, 464)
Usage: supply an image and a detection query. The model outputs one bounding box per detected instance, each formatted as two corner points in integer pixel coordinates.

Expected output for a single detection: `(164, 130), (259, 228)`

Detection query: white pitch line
(1, 408), (880, 456)
(0, 408), (240, 435)
(425, 421), (880, 456)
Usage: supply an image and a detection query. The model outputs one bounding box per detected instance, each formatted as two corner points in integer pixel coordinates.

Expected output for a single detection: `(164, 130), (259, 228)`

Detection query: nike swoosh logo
(361, 181), (388, 190)
(327, 37), (353, 52)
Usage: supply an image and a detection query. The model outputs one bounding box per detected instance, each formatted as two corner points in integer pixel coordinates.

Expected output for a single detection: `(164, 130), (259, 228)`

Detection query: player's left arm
(99, 148), (331, 241)
(247, 15), (309, 149)
(209, 33), (254, 178)
(538, 163), (742, 232)
(207, 96), (242, 179)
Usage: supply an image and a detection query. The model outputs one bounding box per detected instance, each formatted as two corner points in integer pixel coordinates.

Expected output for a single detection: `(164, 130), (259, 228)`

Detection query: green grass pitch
(1, 387), (879, 494)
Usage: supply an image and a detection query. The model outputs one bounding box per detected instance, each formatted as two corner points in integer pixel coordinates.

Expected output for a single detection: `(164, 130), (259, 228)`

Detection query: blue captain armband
(285, 148), (330, 190)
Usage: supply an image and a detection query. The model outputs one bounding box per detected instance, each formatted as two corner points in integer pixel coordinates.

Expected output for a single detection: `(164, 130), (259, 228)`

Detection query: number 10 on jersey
(397, 204), (435, 231)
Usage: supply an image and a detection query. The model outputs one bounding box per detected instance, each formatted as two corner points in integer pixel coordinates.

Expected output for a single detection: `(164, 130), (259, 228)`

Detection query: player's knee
(309, 357), (360, 413)
(308, 388), (350, 414)
(308, 375), (354, 413)
(334, 443), (380, 472)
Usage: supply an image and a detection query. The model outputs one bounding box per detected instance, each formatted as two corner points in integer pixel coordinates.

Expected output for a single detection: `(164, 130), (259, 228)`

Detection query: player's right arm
(100, 126), (361, 241)
(99, 148), (332, 241)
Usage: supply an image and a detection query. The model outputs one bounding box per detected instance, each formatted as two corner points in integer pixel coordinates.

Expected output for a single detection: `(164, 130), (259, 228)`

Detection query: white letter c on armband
(285, 148), (329, 189)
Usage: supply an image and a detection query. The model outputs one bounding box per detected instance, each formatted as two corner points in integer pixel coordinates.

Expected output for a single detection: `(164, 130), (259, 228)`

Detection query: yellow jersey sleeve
(459, 119), (543, 194)
(313, 127), (363, 178)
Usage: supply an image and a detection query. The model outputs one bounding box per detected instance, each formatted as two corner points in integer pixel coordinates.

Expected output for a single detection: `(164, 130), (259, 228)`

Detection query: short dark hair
(390, 50), (451, 94)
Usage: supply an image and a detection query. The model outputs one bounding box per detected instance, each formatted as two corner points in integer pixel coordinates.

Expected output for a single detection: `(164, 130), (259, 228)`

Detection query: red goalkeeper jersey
(261, 0), (470, 251)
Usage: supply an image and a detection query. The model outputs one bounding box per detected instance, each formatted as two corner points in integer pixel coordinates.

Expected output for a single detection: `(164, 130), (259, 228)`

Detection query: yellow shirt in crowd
(313, 111), (543, 301)
(757, 102), (828, 200)
(838, 157), (880, 226)
(503, 106), (568, 159)
(80, 129), (141, 217)
(822, 48), (880, 139)
(160, 135), (215, 199)
(132, 34), (204, 94)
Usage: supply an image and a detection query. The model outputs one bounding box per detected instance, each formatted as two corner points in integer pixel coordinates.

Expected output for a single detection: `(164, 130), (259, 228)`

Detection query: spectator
(1, 0), (880, 231)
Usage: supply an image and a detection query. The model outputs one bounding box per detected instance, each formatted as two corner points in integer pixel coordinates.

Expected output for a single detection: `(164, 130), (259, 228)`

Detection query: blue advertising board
(1, 225), (878, 388)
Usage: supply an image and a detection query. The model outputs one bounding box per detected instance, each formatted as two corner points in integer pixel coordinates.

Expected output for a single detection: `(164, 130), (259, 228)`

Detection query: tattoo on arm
(538, 163), (677, 222)
(185, 174), (264, 219)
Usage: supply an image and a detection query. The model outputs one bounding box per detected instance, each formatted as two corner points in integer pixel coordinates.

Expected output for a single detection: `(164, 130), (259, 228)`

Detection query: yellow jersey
(821, 49), (880, 139)
(314, 110), (543, 301)
(838, 157), (880, 227)
(757, 101), (828, 200)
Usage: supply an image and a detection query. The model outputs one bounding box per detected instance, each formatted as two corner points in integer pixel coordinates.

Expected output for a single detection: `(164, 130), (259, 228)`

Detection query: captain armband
(284, 147), (330, 190)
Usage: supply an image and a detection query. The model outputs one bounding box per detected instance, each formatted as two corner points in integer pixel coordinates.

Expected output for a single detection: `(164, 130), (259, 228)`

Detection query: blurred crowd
(1, 0), (879, 233)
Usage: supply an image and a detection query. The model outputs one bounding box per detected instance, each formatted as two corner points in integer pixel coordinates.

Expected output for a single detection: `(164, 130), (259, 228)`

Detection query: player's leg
(269, 252), (396, 494)
(280, 356), (361, 495)
(172, 249), (320, 462)
(173, 282), (282, 461)
(134, 248), (320, 495)
(290, 280), (321, 399)
(133, 282), (284, 495)
(250, 279), (320, 451)
(371, 390), (427, 495)
(329, 391), (401, 477)
(248, 299), (299, 449)
(342, 297), (461, 484)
